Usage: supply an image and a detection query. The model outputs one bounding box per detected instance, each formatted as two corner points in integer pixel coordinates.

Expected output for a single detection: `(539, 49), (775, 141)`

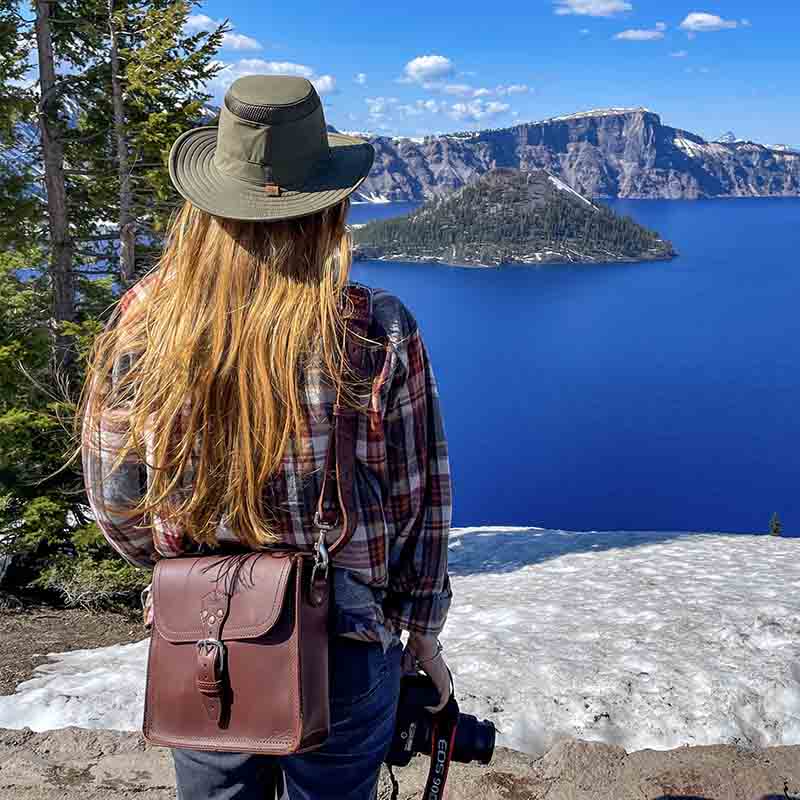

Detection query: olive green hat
(168, 74), (375, 222)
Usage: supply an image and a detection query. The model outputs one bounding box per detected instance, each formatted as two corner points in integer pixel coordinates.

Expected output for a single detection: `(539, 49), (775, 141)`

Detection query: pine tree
(769, 512), (782, 537)
(0, 0), (228, 606)
(0, 0), (42, 251)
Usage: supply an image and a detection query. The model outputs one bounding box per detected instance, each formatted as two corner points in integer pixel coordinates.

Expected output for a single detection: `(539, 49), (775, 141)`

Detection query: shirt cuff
(384, 576), (453, 637)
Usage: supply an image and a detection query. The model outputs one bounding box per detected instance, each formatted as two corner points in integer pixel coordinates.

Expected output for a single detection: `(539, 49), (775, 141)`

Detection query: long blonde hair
(74, 196), (375, 550)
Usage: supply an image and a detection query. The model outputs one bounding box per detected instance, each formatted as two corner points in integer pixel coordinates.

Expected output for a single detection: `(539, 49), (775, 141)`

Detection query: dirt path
(0, 604), (145, 696)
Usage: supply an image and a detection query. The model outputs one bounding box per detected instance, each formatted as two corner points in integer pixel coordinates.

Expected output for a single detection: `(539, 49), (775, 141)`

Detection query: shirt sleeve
(382, 325), (453, 637)
(81, 345), (159, 570)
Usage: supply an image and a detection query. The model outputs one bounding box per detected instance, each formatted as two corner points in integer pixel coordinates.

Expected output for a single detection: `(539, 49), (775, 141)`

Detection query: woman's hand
(401, 633), (452, 713)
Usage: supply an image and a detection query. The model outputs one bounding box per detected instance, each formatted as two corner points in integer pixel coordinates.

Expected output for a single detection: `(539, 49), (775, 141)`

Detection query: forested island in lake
(352, 168), (676, 268)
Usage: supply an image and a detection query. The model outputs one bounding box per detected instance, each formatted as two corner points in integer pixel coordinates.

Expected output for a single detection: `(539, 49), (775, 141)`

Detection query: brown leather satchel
(142, 285), (372, 754)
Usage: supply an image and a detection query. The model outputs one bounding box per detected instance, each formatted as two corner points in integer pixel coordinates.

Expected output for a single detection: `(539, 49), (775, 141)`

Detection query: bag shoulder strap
(313, 284), (372, 559)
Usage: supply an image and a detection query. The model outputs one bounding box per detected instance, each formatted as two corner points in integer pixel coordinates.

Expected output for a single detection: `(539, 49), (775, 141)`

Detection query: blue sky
(193, 1), (797, 143)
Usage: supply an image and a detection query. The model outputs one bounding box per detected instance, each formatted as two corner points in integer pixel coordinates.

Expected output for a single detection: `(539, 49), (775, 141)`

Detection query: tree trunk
(35, 0), (76, 375)
(109, 0), (135, 288)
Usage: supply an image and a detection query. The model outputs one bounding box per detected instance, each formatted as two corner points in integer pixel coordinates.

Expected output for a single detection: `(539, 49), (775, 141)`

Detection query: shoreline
(352, 251), (677, 269)
(352, 194), (800, 206)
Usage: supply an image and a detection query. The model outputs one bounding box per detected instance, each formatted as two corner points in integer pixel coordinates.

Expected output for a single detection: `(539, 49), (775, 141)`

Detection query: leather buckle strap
(196, 639), (226, 723)
(196, 591), (230, 724)
(196, 638), (226, 673)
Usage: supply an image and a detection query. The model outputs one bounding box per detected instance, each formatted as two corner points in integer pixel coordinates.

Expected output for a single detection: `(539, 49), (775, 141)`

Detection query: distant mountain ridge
(353, 167), (676, 268)
(346, 108), (800, 202)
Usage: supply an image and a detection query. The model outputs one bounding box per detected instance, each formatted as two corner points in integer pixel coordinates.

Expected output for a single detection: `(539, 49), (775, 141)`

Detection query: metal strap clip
(311, 524), (331, 585)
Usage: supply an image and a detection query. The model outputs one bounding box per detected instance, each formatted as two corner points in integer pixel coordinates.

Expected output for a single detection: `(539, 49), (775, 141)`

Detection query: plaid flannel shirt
(81, 273), (453, 639)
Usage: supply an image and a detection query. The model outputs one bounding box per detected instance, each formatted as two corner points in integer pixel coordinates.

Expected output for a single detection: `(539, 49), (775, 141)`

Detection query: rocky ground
(1, 726), (800, 799)
(0, 602), (143, 696)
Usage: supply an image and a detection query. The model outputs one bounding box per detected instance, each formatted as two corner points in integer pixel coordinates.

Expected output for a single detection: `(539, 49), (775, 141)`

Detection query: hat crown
(225, 75), (322, 125)
(213, 74), (329, 190)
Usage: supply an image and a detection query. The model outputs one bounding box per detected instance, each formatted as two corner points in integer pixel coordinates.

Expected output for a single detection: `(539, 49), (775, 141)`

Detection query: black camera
(385, 673), (496, 767)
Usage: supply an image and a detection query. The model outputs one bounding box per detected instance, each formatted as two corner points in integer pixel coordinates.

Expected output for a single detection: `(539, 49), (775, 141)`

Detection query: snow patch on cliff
(351, 191), (391, 204)
(547, 174), (595, 208)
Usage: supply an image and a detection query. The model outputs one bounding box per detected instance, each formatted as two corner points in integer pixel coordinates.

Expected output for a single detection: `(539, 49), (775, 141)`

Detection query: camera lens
(452, 714), (496, 765)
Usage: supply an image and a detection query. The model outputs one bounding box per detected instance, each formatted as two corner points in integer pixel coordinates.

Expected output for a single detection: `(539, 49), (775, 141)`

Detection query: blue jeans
(172, 637), (403, 800)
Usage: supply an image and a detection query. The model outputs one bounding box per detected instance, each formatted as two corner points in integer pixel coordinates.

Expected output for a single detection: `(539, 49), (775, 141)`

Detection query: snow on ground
(1, 528), (799, 758)
(0, 640), (150, 733)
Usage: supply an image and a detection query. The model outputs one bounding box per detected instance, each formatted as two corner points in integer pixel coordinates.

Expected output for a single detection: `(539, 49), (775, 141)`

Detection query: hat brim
(168, 127), (375, 222)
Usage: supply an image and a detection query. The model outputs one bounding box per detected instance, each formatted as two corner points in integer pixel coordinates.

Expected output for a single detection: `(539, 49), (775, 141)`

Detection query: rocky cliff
(351, 108), (800, 202)
(2, 727), (800, 799)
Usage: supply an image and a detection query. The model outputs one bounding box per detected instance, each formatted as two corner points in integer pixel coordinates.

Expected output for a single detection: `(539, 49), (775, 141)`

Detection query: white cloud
(223, 33), (263, 51)
(655, 22), (667, 30)
(670, 50), (689, 57)
(185, 13), (219, 31)
(740, 18), (752, 27)
(365, 96), (401, 119)
(449, 99), (511, 122)
(209, 59), (338, 101)
(185, 14), (262, 51)
(402, 54), (454, 83)
(614, 26), (665, 40)
(394, 99), (449, 118)
(441, 83), (477, 96)
(216, 59), (313, 80)
(414, 80), (531, 99)
(496, 83), (530, 95)
(312, 75), (337, 95)
(396, 104), (423, 117)
(554, 0), (632, 17)
(580, 28), (591, 35)
(365, 97), (388, 116)
(398, 55), (531, 104)
(354, 73), (367, 85)
(679, 12), (740, 32)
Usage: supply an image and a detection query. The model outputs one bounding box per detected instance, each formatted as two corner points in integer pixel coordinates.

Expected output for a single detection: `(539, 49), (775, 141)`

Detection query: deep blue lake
(348, 198), (800, 535)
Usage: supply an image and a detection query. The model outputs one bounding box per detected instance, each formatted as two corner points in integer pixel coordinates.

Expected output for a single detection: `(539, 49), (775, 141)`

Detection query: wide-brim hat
(168, 74), (375, 222)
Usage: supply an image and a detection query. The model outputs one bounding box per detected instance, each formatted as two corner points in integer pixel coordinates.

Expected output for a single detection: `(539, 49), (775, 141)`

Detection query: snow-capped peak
(541, 107), (652, 124)
(768, 144), (800, 154)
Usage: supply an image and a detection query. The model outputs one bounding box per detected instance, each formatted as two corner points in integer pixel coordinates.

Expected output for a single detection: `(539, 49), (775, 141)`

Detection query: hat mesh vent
(224, 91), (320, 125)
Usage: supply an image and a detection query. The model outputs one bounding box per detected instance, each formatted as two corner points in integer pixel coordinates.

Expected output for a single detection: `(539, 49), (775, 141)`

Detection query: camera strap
(420, 695), (460, 800)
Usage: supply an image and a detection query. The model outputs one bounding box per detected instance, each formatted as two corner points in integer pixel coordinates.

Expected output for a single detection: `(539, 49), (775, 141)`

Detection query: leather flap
(153, 552), (298, 643)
